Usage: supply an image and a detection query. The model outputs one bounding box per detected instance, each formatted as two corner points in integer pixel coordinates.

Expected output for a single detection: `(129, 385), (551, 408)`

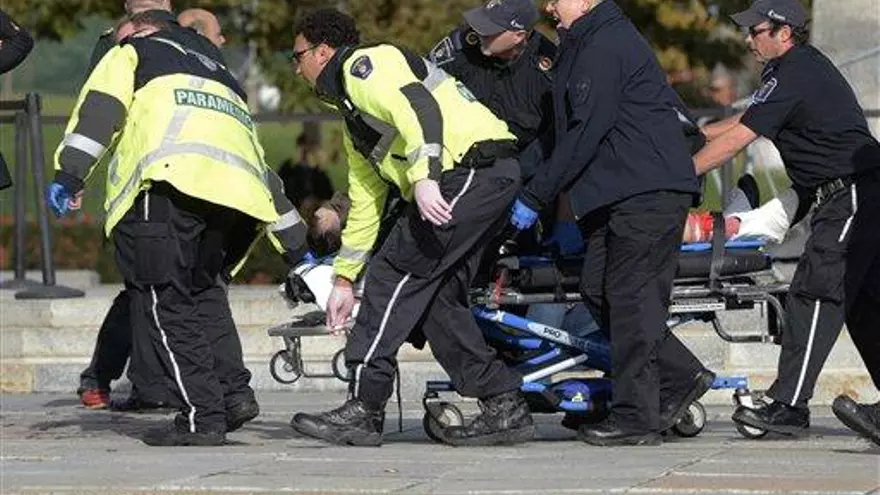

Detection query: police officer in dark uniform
(428, 0), (554, 158)
(695, 0), (880, 438)
(0, 8), (33, 191)
(509, 0), (714, 447)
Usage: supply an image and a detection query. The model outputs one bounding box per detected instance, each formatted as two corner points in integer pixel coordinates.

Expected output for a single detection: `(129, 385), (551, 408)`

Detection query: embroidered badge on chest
(350, 55), (373, 80)
(465, 31), (480, 46)
(573, 78), (591, 105)
(753, 77), (778, 103)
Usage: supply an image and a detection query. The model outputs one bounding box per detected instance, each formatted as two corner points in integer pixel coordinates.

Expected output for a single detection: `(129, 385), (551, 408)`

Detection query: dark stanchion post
(15, 93), (84, 300)
(0, 111), (41, 290)
(720, 104), (735, 210)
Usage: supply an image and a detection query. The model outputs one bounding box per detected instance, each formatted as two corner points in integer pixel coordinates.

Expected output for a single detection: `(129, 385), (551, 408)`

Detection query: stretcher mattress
(505, 242), (771, 293)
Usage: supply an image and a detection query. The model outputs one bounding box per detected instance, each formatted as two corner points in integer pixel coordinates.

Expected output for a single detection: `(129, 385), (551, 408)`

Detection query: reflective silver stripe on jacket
(271, 209), (303, 232)
(338, 245), (371, 264)
(406, 143), (442, 164)
(63, 133), (107, 158)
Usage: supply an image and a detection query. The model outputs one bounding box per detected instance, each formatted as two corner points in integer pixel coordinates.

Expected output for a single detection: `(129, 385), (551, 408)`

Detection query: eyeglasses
(288, 45), (318, 66)
(748, 26), (773, 38)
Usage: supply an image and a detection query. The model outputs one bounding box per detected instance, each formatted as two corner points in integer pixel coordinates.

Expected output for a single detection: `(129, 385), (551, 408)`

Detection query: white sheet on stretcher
(285, 262), (360, 327)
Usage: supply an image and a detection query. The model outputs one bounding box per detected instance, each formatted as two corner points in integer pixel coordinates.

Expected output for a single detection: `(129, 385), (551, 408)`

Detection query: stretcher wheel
(331, 349), (350, 382)
(269, 350), (302, 384)
(422, 402), (464, 444)
(735, 422), (768, 439)
(672, 400), (706, 437)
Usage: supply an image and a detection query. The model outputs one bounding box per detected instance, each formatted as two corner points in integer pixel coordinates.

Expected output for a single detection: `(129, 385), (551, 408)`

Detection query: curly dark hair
(770, 21), (810, 45)
(295, 8), (360, 48)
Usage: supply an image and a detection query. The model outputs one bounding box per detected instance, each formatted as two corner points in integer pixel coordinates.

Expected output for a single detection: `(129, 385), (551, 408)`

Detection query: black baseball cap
(731, 0), (809, 28)
(463, 0), (539, 36)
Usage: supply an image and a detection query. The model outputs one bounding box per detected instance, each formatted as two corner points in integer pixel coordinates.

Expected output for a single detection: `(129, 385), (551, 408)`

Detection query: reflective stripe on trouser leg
(353, 273), (411, 398)
(790, 300), (821, 406)
(143, 189), (198, 433)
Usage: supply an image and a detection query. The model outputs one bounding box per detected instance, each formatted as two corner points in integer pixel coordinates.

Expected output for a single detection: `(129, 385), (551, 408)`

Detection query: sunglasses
(748, 26), (773, 38)
(288, 45), (318, 65)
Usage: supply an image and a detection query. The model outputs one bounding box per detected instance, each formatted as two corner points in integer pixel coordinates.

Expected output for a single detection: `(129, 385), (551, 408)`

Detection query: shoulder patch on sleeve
(429, 36), (457, 66)
(350, 55), (373, 80)
(752, 77), (778, 104)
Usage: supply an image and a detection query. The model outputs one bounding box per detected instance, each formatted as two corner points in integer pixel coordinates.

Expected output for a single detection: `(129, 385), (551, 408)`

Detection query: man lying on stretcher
(306, 174), (810, 262)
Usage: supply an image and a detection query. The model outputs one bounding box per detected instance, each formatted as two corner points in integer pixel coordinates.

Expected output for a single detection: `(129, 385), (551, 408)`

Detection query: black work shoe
(227, 399), (260, 433)
(832, 395), (880, 446)
(732, 400), (810, 436)
(578, 417), (662, 446)
(142, 417), (226, 447)
(110, 395), (174, 413)
(444, 390), (535, 446)
(660, 369), (716, 431)
(290, 399), (384, 446)
(737, 173), (761, 209)
(560, 407), (609, 431)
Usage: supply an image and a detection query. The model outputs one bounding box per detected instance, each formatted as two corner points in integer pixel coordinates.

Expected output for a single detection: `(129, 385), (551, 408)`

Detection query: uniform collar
(762, 44), (804, 77)
(563, 0), (622, 43)
(144, 9), (180, 25)
(315, 45), (356, 104)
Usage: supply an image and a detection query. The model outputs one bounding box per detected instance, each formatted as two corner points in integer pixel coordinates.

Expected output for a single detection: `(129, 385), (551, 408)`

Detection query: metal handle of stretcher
(472, 282), (787, 344)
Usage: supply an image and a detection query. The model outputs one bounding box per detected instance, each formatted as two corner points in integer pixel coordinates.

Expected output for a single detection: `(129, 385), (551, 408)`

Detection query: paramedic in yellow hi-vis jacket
(46, 11), (307, 447)
(288, 8), (532, 448)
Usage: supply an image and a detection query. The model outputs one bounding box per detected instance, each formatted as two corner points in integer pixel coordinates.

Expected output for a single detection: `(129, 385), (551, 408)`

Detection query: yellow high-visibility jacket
(53, 28), (306, 271)
(316, 43), (515, 281)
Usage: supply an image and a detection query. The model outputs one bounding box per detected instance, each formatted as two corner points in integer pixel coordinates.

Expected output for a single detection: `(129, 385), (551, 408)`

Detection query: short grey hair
(124, 0), (171, 15)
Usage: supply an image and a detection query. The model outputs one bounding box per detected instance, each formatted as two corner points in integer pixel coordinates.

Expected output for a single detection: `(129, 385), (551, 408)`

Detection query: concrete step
(1, 285), (875, 406)
(0, 270), (101, 290)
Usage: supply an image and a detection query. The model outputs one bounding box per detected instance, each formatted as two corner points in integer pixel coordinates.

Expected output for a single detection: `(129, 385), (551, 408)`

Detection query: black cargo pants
(578, 191), (705, 432)
(346, 158), (524, 406)
(845, 171), (880, 390)
(768, 184), (855, 407)
(112, 181), (255, 432)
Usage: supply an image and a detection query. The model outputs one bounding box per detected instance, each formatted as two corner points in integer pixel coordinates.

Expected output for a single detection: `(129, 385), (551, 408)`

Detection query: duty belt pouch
(0, 152), (12, 191)
(790, 192), (851, 304)
(460, 140), (518, 169)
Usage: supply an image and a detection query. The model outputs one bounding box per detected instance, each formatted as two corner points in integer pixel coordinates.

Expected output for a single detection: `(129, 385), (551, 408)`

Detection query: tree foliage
(1, 0), (811, 109)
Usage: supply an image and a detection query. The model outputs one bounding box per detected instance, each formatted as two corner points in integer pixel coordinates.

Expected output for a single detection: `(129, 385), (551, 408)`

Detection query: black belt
(815, 176), (852, 205)
(459, 140), (518, 169)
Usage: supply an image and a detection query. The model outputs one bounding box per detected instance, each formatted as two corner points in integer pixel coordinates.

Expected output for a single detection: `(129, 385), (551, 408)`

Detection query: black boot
(736, 173), (761, 209)
(290, 399), (384, 446)
(110, 387), (175, 413)
(227, 399), (260, 433)
(732, 400), (810, 436)
(142, 416), (226, 447)
(832, 395), (880, 446)
(660, 369), (716, 432)
(444, 390), (535, 446)
(578, 416), (662, 446)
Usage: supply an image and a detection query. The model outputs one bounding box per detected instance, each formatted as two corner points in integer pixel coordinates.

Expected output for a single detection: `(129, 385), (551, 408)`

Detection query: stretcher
(268, 219), (789, 440)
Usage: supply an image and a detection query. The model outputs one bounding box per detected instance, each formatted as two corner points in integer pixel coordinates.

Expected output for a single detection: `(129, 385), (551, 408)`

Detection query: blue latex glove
(47, 182), (72, 217)
(302, 251), (318, 264)
(543, 221), (584, 256)
(510, 198), (539, 231)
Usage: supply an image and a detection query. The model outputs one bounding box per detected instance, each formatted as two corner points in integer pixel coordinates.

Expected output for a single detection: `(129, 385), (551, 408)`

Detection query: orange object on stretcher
(682, 211), (742, 243)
